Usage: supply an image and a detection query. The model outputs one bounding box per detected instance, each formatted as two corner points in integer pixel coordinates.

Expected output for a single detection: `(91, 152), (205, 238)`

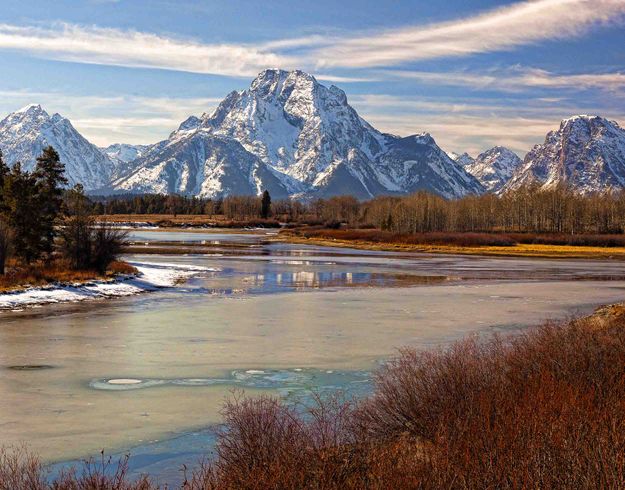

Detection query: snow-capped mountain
(0, 104), (114, 190)
(464, 146), (522, 192)
(101, 143), (150, 180)
(101, 143), (149, 166)
(448, 152), (475, 167)
(503, 116), (625, 194)
(114, 69), (483, 199)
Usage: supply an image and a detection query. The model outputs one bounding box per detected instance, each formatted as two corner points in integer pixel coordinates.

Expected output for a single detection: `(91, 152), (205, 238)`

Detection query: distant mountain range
(449, 147), (523, 193)
(0, 70), (623, 198)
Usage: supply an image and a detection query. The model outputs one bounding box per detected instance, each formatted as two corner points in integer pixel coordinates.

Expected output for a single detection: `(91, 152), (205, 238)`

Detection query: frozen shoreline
(0, 261), (214, 311)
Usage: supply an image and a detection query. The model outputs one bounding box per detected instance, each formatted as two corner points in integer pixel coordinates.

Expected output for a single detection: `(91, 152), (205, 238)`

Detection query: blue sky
(0, 0), (623, 155)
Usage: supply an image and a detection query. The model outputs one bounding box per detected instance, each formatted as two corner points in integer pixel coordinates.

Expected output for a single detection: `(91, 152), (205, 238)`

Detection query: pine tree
(260, 190), (271, 219)
(0, 149), (10, 215)
(34, 146), (68, 259)
(3, 162), (41, 263)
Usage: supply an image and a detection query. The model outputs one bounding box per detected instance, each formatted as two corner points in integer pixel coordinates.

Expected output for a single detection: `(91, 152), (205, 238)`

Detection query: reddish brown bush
(293, 228), (517, 247)
(0, 449), (153, 490)
(508, 233), (625, 247)
(194, 312), (625, 489)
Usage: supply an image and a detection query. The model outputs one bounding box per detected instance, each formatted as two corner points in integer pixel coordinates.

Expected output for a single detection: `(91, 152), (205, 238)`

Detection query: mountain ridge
(0, 104), (114, 190)
(112, 69), (484, 199)
(502, 115), (625, 194)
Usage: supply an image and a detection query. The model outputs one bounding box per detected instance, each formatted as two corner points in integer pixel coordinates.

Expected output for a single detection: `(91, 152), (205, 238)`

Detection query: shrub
(60, 221), (128, 274)
(0, 448), (153, 490)
(294, 229), (517, 247)
(195, 312), (625, 489)
(91, 223), (128, 274)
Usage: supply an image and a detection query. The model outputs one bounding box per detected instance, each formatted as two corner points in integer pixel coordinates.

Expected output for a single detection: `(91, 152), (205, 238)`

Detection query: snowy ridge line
(0, 261), (215, 311)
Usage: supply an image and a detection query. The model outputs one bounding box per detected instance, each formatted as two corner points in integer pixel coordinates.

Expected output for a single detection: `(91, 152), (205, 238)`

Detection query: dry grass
(281, 229), (625, 259)
(0, 259), (138, 292)
(290, 229), (517, 247)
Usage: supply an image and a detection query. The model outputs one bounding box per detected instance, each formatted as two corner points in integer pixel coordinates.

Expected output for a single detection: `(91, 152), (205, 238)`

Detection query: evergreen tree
(3, 162), (42, 263)
(260, 190), (271, 219)
(0, 149), (10, 214)
(0, 218), (12, 274)
(34, 146), (68, 258)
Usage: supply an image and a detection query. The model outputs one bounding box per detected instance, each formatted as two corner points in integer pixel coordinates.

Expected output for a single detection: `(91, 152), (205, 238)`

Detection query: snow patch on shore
(0, 261), (214, 310)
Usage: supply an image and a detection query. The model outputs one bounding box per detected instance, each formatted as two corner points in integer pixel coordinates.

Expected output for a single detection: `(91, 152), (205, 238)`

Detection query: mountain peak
(448, 152), (475, 167)
(15, 103), (48, 116)
(558, 115), (622, 135)
(465, 146), (522, 193)
(250, 68), (290, 93)
(113, 70), (482, 199)
(0, 105), (114, 190)
(503, 115), (625, 194)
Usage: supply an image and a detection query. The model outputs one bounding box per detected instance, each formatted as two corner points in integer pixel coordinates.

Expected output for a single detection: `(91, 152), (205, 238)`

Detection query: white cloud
(0, 23), (293, 77)
(384, 67), (625, 92)
(0, 1), (623, 78)
(310, 0), (625, 68)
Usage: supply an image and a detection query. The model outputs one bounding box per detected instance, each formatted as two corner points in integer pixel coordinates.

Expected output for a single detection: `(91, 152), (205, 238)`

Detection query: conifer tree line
(0, 146), (125, 275)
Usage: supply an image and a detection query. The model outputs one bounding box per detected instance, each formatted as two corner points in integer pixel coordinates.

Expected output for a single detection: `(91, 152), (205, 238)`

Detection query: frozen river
(2, 229), (625, 486)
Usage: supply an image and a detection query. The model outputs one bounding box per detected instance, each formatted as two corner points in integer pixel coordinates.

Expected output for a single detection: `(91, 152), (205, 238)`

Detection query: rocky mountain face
(464, 146), (522, 193)
(0, 104), (114, 190)
(448, 152), (475, 168)
(101, 143), (149, 166)
(503, 116), (625, 194)
(101, 143), (150, 180)
(113, 69), (483, 199)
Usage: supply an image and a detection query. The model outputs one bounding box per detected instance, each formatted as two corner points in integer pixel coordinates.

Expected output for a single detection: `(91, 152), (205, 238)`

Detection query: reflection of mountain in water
(197, 270), (448, 296)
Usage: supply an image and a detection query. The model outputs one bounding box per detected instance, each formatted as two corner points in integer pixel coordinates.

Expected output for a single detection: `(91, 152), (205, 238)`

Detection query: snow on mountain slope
(114, 69), (482, 199)
(112, 131), (291, 198)
(0, 104), (114, 190)
(502, 116), (625, 194)
(448, 152), (475, 167)
(378, 134), (483, 198)
(102, 143), (149, 165)
(465, 146), (522, 192)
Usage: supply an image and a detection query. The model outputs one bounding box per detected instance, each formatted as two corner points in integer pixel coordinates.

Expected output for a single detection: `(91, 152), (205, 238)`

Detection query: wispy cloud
(309, 0), (625, 68)
(0, 1), (624, 78)
(385, 67), (625, 93)
(0, 23), (292, 77)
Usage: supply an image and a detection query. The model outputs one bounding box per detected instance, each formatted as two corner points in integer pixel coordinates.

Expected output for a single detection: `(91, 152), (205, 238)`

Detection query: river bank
(0, 261), (212, 310)
(279, 230), (625, 259)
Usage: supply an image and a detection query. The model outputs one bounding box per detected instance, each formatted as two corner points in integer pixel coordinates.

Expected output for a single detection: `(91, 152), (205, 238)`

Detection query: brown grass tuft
(0, 259), (137, 292)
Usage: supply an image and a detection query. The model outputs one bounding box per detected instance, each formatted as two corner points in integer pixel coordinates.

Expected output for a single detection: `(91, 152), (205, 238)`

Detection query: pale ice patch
(0, 261), (217, 310)
(108, 379), (142, 385)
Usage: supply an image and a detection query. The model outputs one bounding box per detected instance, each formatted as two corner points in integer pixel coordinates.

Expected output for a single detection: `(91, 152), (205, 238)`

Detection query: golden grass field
(279, 234), (625, 259)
